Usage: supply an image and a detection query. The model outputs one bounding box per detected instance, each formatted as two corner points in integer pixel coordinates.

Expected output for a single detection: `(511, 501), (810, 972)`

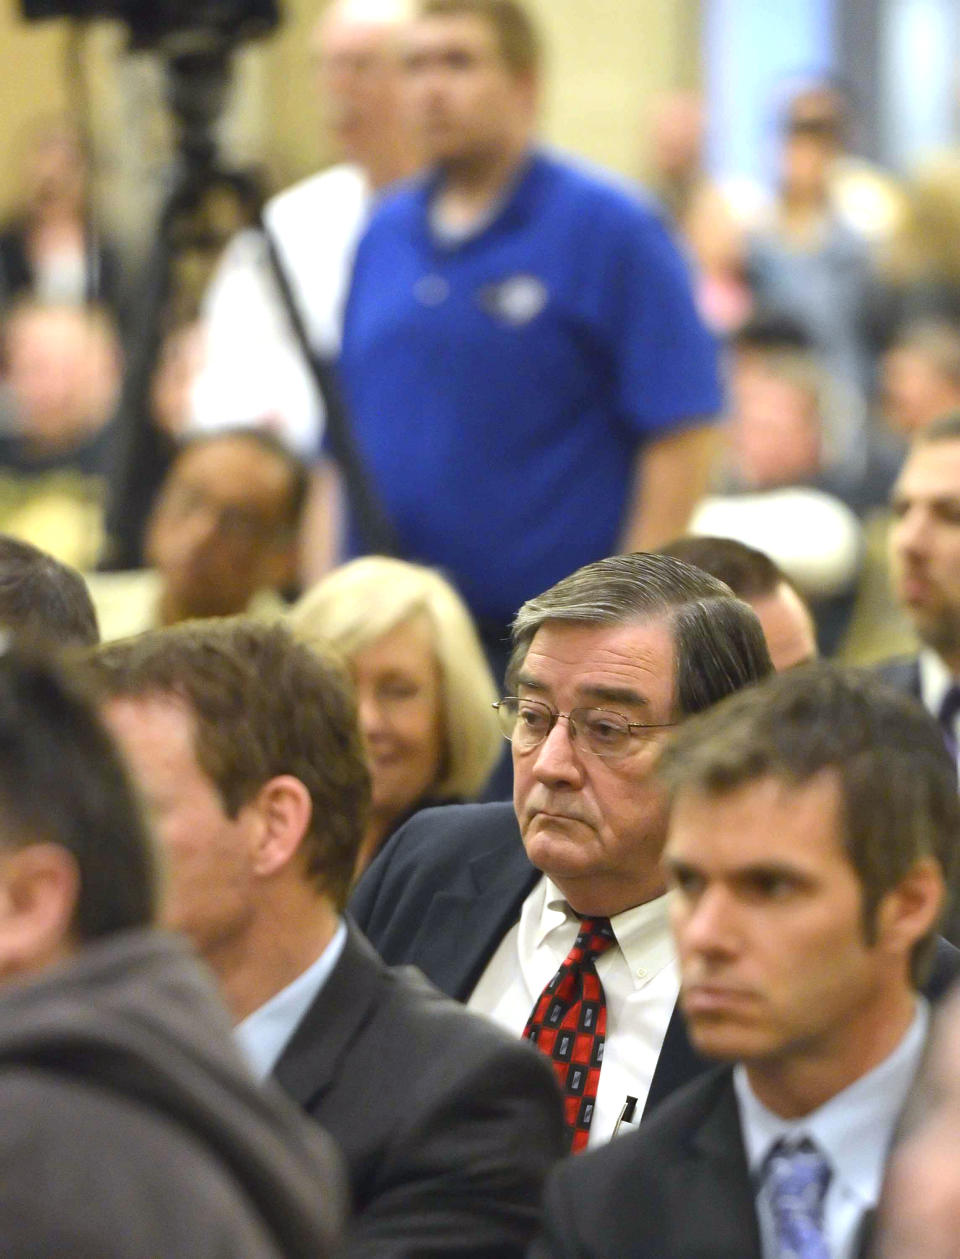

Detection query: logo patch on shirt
(476, 274), (548, 327)
(414, 274), (450, 306)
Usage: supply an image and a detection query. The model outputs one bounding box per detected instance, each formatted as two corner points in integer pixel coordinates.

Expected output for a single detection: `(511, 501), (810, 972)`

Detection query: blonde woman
(289, 556), (501, 876)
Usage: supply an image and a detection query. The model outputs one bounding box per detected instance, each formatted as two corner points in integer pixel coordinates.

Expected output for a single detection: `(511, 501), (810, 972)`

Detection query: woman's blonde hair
(289, 556), (501, 799)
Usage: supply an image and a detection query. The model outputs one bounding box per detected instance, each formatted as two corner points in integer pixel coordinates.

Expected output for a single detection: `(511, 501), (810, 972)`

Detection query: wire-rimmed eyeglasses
(492, 697), (676, 759)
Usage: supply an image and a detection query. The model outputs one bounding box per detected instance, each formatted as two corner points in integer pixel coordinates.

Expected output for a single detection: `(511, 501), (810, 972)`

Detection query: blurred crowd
(3, 3), (960, 671)
(5, 0), (960, 1255)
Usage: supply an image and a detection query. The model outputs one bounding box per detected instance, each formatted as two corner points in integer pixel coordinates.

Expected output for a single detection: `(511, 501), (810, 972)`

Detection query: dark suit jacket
(531, 1058), (908, 1259)
(272, 921), (565, 1259)
(351, 803), (960, 1122)
(352, 802), (716, 1117)
(530, 1067), (762, 1259)
(874, 656), (922, 704)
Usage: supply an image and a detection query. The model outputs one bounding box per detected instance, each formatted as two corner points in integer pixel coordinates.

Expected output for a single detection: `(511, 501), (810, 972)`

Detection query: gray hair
(507, 552), (773, 716)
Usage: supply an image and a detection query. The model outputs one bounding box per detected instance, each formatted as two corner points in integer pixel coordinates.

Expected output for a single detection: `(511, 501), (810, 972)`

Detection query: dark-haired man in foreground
(533, 664), (960, 1258)
(352, 551), (773, 1149)
(0, 647), (344, 1258)
(92, 618), (563, 1258)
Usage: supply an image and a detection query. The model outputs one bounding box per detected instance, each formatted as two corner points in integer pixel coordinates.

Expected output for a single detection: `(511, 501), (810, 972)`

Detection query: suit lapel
(666, 1072), (763, 1259)
(644, 1000), (712, 1116)
(272, 923), (382, 1110)
(407, 831), (539, 1001)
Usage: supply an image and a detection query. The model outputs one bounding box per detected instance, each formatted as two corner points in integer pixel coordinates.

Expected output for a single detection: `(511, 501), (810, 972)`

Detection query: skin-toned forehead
(667, 770), (846, 869)
(314, 0), (416, 50)
(518, 616), (677, 712)
(403, 8), (509, 63)
(895, 436), (960, 500)
(748, 583), (818, 672)
(169, 435), (293, 500)
(104, 690), (205, 782)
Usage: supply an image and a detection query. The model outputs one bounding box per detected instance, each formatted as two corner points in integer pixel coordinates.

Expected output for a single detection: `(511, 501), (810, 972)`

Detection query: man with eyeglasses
(88, 429), (308, 641)
(351, 551), (773, 1150)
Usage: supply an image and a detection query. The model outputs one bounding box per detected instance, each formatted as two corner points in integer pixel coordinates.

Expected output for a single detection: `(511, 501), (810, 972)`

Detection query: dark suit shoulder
(532, 1068), (752, 1259)
(283, 925), (564, 1258)
(348, 801), (525, 953)
(556, 1065), (735, 1187)
(872, 655), (921, 699)
(354, 802), (519, 892)
(357, 935), (556, 1081)
(925, 936), (960, 1001)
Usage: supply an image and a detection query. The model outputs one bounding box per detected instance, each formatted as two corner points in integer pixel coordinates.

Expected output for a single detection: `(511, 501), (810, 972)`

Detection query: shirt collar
(919, 648), (958, 716)
(417, 148), (546, 250)
(234, 919), (348, 1081)
(734, 999), (929, 1206)
(539, 878), (675, 987)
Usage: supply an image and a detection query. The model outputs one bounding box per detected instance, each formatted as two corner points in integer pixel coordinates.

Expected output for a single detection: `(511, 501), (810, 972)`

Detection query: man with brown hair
(883, 411), (960, 768)
(90, 618), (563, 1259)
(657, 535), (817, 671)
(0, 644), (344, 1258)
(532, 664), (960, 1258)
(337, 0), (721, 680)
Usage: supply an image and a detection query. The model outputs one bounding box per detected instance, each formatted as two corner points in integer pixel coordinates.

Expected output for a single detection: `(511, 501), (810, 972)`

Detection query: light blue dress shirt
(734, 1000), (929, 1259)
(234, 919), (348, 1081)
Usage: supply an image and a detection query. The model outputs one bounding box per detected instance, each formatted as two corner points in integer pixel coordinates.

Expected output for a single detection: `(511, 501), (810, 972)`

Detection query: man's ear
(249, 775), (313, 878)
(875, 857), (945, 961)
(0, 843), (80, 979)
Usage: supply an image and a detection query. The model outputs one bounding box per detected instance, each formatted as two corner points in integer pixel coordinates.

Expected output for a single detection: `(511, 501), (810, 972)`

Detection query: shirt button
(636, 968), (648, 979)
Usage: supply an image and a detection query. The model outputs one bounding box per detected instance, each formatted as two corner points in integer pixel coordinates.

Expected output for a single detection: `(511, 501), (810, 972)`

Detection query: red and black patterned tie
(523, 916), (616, 1152)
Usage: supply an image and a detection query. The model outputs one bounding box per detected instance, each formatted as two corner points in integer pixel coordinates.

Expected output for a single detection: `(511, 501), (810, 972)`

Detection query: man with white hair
(190, 0), (419, 459)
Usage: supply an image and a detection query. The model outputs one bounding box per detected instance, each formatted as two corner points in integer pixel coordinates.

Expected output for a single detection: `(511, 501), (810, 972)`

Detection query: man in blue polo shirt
(336, 0), (722, 675)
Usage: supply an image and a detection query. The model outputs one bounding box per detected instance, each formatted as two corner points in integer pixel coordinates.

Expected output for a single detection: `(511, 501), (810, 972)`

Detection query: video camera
(20, 1), (280, 49)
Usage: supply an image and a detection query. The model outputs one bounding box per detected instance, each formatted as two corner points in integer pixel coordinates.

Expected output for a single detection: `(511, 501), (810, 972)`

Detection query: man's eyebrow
(579, 684), (651, 710)
(514, 673), (548, 693)
(893, 492), (960, 510)
(514, 677), (652, 709)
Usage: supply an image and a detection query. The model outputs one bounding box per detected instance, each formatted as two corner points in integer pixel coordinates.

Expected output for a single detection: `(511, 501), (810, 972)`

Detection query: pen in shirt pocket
(612, 1095), (639, 1138)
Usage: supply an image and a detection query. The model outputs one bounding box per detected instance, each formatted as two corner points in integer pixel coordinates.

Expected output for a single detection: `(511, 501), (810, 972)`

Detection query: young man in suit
(883, 410), (960, 761)
(351, 551), (777, 1148)
(90, 618), (564, 1259)
(0, 645), (344, 1258)
(532, 663), (960, 1259)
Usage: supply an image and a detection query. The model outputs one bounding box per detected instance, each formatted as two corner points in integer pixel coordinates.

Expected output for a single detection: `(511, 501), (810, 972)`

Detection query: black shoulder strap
(258, 216), (400, 557)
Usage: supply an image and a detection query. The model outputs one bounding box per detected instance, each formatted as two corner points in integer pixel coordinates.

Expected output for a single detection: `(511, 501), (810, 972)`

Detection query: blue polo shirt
(339, 149), (722, 624)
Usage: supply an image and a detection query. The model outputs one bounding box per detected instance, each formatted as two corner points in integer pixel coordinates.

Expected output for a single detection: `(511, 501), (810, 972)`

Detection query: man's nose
(678, 885), (739, 958)
(893, 506), (932, 557)
(530, 715), (584, 788)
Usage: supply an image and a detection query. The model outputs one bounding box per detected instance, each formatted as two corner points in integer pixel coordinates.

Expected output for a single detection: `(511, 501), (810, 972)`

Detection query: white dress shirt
(919, 649), (960, 772)
(734, 1000), (929, 1259)
(235, 919), (347, 1080)
(467, 875), (679, 1148)
(189, 164), (371, 457)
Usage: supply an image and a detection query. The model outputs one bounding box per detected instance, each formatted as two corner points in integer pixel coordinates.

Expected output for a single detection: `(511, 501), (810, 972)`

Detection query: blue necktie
(763, 1138), (832, 1259)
